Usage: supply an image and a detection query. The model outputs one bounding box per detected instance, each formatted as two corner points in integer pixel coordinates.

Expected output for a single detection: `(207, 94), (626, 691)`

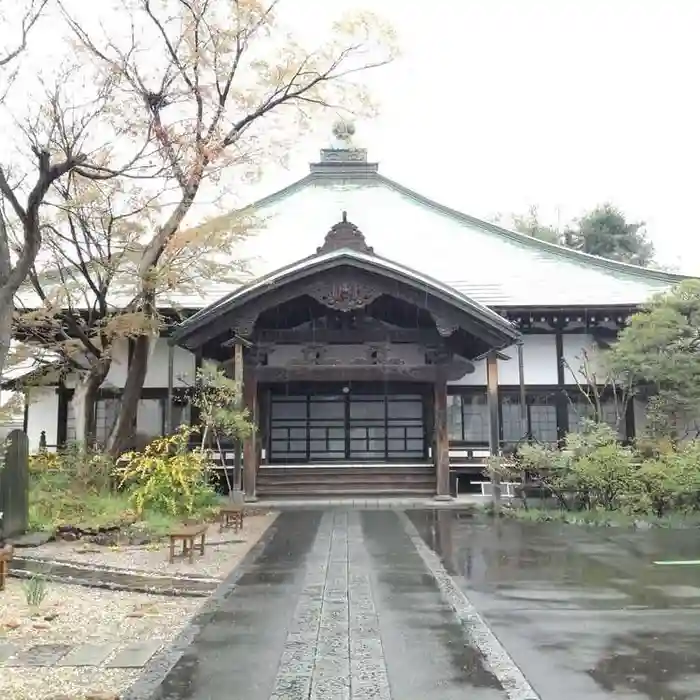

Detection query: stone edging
(120, 516), (282, 700)
(9, 562), (216, 598)
(399, 512), (541, 700)
(13, 554), (222, 584)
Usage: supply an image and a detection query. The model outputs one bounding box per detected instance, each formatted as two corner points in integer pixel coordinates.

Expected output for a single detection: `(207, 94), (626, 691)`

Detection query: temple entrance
(266, 383), (428, 464)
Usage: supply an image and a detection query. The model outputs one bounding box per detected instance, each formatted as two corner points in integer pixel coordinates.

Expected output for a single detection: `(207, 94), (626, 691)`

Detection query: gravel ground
(0, 581), (202, 699)
(21, 511), (277, 579)
(0, 511), (278, 699)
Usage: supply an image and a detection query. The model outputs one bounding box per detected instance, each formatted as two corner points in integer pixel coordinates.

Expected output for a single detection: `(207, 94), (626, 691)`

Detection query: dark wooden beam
(486, 353), (500, 455)
(255, 327), (441, 345)
(625, 399), (636, 442)
(434, 374), (450, 499)
(233, 343), (243, 492)
(56, 382), (69, 448)
(253, 364), (457, 383)
(243, 367), (258, 501)
(554, 328), (569, 442)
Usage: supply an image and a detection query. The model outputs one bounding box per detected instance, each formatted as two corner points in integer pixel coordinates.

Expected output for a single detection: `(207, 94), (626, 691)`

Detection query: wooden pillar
(434, 374), (451, 500)
(517, 340), (528, 439)
(166, 342), (174, 435)
(486, 352), (501, 511)
(554, 328), (569, 443)
(243, 366), (258, 501)
(232, 342), (244, 492)
(486, 352), (500, 455)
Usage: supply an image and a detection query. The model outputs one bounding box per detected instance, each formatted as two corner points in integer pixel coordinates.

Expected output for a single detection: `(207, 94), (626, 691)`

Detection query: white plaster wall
(25, 387), (58, 452)
(105, 338), (130, 387)
(449, 334), (559, 387)
(498, 334), (558, 385)
(562, 333), (605, 385)
(60, 338), (130, 390)
(143, 338), (196, 388)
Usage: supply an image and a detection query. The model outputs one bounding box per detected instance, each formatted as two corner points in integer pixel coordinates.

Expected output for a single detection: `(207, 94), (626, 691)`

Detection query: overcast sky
(285, 0), (700, 274)
(15, 0), (700, 274)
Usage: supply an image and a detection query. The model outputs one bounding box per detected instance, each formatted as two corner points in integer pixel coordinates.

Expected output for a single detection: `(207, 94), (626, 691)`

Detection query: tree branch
(0, 0), (50, 67)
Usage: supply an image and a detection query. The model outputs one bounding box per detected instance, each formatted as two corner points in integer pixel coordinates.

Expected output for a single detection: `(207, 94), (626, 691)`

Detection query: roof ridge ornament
(309, 120), (379, 176)
(317, 212), (374, 255)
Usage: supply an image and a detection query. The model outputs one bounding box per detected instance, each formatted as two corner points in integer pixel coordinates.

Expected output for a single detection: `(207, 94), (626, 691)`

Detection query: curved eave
(238, 170), (689, 287)
(171, 248), (520, 348)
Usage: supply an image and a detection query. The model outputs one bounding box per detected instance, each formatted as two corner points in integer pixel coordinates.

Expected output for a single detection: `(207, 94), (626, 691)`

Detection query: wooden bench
(168, 524), (207, 564)
(0, 544), (13, 591)
(218, 504), (244, 533)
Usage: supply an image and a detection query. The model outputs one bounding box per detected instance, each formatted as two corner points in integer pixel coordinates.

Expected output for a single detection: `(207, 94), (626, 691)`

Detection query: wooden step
(257, 489), (435, 499)
(256, 463), (436, 498)
(257, 473), (435, 484)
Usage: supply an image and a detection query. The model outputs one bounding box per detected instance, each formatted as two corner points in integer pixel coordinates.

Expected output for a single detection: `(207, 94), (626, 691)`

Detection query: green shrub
(517, 421), (636, 511)
(628, 440), (700, 516)
(114, 425), (219, 518)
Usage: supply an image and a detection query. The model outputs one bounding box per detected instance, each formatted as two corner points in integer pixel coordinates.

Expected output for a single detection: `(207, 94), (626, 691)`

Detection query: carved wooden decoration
(316, 212), (374, 254)
(232, 311), (259, 337)
(432, 314), (459, 338)
(308, 280), (381, 312)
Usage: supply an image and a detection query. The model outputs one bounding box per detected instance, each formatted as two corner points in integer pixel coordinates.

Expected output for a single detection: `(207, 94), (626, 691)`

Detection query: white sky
(281, 0), (700, 274)
(10, 0), (700, 274)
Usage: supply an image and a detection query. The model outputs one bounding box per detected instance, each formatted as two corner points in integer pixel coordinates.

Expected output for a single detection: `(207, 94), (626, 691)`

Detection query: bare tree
(0, 0), (50, 68)
(563, 347), (632, 436)
(16, 169), (251, 447)
(60, 0), (395, 455)
(0, 0), (57, 381)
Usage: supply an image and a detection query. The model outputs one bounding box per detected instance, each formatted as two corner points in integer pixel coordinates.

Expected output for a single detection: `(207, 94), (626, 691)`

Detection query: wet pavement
(143, 510), (507, 700)
(408, 511), (700, 700)
(134, 510), (700, 700)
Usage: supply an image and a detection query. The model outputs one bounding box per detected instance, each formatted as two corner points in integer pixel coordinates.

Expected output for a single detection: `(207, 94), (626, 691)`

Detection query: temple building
(18, 124), (690, 498)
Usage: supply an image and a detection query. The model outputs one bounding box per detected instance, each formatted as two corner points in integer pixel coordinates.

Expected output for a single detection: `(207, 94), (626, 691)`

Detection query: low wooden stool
(168, 523), (207, 564)
(0, 544), (13, 591)
(218, 504), (243, 533)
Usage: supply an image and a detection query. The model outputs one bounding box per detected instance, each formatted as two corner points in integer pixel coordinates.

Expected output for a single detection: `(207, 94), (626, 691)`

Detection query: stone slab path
(132, 510), (522, 700)
(0, 640), (162, 668)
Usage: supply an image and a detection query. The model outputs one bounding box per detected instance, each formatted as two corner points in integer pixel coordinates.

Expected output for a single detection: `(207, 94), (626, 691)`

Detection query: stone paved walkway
(130, 510), (523, 700)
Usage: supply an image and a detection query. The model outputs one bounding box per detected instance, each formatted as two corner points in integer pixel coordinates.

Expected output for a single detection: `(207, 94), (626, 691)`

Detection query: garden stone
(58, 643), (118, 667)
(0, 643), (18, 664)
(85, 692), (120, 700)
(106, 640), (162, 668)
(0, 430), (29, 540)
(10, 643), (71, 666)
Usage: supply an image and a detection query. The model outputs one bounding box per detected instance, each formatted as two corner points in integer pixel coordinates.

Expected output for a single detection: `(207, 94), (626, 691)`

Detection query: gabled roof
(171, 227), (521, 354)
(216, 141), (689, 309)
(15, 132), (692, 315)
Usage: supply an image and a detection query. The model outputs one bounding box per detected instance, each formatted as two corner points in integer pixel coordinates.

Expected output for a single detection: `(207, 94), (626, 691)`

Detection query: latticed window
(447, 392), (489, 443)
(66, 396), (120, 446)
(567, 394), (625, 438)
(502, 392), (558, 446)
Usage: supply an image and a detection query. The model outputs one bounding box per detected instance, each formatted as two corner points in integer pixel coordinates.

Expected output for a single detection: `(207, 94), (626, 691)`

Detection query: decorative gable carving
(316, 212), (374, 255)
(307, 279), (381, 312)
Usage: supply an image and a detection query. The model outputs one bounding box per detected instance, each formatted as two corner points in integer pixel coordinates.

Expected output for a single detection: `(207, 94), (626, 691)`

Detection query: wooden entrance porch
(168, 215), (522, 500)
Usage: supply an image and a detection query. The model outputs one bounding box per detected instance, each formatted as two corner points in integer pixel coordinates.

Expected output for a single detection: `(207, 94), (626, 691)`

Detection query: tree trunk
(71, 358), (112, 448)
(107, 335), (150, 456)
(0, 302), (11, 387)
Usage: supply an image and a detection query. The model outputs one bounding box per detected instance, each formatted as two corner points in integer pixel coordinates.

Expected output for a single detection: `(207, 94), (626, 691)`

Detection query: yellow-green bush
(114, 425), (219, 518)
